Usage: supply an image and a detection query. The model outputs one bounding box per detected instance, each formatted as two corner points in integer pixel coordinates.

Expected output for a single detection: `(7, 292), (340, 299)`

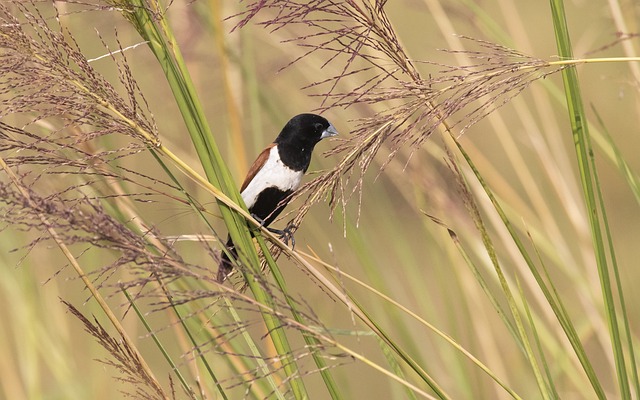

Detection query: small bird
(217, 113), (339, 282)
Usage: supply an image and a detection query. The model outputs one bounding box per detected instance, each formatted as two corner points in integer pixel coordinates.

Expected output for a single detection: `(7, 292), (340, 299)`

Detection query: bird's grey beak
(321, 123), (339, 139)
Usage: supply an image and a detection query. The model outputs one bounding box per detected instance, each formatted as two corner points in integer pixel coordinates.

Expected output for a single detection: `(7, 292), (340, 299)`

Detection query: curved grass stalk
(212, 271), (439, 399)
(122, 289), (198, 399)
(299, 248), (523, 400)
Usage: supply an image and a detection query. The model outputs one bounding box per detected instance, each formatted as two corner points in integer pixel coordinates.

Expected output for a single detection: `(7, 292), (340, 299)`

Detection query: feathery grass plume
(0, 1), (196, 287)
(1, 2), (353, 397)
(232, 2), (565, 224)
(233, 2), (566, 278)
(142, 281), (351, 394)
(0, 2), (159, 145)
(63, 301), (170, 400)
(4, 0), (636, 398)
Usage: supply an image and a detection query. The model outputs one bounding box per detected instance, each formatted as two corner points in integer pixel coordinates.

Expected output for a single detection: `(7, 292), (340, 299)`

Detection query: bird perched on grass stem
(217, 113), (339, 282)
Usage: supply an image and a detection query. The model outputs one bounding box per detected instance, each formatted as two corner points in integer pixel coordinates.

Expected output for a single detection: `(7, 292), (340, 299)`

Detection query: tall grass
(1, 1), (639, 399)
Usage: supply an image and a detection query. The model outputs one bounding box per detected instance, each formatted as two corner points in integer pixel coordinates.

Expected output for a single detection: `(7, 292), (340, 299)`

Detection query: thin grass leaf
(346, 294), (450, 399)
(443, 138), (548, 399)
(223, 296), (286, 400)
(423, 213), (520, 351)
(586, 115), (640, 398)
(122, 288), (198, 400)
(524, 231), (563, 400)
(515, 276), (553, 400)
(447, 133), (606, 398)
(377, 337), (419, 400)
(590, 107), (640, 396)
(550, 1), (631, 398)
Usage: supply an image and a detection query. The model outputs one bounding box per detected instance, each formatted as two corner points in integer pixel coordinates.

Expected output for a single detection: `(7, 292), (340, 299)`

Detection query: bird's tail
(217, 235), (236, 282)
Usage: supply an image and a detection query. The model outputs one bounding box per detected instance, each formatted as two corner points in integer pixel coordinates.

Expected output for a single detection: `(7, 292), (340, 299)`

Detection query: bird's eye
(314, 123), (323, 131)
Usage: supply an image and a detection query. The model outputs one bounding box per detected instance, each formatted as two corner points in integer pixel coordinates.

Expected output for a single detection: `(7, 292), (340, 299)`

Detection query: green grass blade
(587, 115), (640, 397)
(377, 337), (419, 400)
(223, 297), (287, 400)
(259, 241), (344, 400)
(549, 1), (631, 398)
(425, 213), (520, 351)
(122, 288), (200, 399)
(116, 2), (309, 397)
(445, 145), (547, 399)
(590, 108), (640, 395)
(591, 105), (640, 206)
(450, 134), (606, 398)
(516, 276), (555, 400)
(344, 295), (451, 399)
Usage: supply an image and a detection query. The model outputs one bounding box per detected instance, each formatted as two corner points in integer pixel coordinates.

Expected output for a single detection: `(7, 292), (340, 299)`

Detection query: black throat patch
(276, 143), (312, 172)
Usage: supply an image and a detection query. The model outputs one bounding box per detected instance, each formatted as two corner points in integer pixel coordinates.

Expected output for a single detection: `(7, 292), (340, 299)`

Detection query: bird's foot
(272, 223), (296, 249)
(251, 214), (297, 248)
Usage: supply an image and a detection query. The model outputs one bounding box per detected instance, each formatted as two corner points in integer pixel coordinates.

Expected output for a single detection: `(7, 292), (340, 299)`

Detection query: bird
(217, 113), (339, 282)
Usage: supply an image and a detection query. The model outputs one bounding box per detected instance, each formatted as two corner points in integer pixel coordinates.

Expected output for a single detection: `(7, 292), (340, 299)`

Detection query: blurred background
(1, 0), (639, 399)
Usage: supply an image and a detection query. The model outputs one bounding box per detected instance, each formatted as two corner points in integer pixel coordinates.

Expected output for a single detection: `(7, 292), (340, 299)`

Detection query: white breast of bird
(241, 146), (304, 209)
